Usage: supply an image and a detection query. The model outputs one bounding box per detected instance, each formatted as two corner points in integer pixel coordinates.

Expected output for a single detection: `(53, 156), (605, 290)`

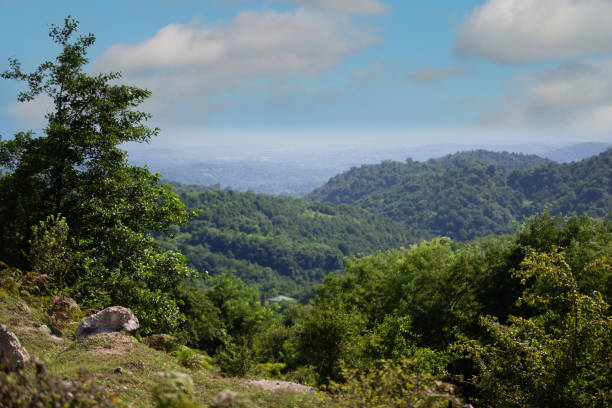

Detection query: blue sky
(1, 0), (612, 150)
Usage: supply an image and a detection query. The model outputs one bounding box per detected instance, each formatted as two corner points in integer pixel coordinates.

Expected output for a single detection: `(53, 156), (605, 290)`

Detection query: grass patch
(0, 292), (324, 407)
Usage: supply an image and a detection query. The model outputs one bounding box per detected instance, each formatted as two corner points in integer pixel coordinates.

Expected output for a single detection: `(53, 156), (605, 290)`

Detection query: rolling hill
(158, 189), (418, 298)
(308, 149), (611, 241)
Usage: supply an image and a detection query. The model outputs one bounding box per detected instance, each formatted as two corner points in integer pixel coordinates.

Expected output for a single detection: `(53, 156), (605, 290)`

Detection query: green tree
(454, 251), (612, 408)
(0, 17), (195, 333)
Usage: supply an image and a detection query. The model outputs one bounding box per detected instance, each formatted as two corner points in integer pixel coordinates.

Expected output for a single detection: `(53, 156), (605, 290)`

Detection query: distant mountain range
(308, 149), (611, 241)
(129, 142), (610, 196)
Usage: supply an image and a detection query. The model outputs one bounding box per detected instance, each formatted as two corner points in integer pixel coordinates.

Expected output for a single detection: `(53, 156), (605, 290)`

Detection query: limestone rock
(246, 379), (315, 394)
(0, 324), (30, 370)
(75, 306), (139, 339)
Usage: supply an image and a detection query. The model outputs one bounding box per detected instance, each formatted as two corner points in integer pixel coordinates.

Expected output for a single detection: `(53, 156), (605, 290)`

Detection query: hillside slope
(308, 150), (611, 240)
(159, 189), (418, 298)
(0, 293), (321, 408)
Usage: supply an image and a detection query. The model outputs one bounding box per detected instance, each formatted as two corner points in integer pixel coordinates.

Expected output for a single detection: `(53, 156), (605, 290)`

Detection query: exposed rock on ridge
(75, 306), (139, 339)
(0, 324), (30, 370)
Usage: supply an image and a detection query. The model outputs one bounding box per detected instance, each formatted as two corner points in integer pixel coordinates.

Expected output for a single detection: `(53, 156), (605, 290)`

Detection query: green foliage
(254, 362), (286, 378)
(308, 149), (611, 241)
(158, 188), (416, 298)
(172, 345), (212, 371)
(0, 361), (117, 408)
(325, 358), (460, 408)
(152, 370), (197, 408)
(296, 238), (479, 383)
(28, 214), (74, 286)
(175, 272), (270, 376)
(297, 213), (611, 403)
(214, 342), (255, 377)
(0, 18), (195, 334)
(454, 251), (612, 408)
(298, 301), (365, 383)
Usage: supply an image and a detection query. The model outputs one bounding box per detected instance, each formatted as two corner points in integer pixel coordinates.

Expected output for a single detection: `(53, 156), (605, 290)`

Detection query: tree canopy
(308, 149), (611, 241)
(0, 17), (195, 333)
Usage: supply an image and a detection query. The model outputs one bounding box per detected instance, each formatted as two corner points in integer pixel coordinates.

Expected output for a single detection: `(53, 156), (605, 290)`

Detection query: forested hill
(308, 149), (611, 241)
(158, 189), (417, 298)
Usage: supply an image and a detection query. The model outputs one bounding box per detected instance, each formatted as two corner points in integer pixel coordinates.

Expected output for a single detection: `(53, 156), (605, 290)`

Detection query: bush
(0, 361), (117, 408)
(172, 346), (213, 371)
(214, 342), (254, 377)
(253, 362), (286, 378)
(152, 370), (197, 408)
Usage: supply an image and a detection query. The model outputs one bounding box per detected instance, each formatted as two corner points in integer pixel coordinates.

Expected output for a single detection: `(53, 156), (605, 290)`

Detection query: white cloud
(406, 65), (467, 84)
(93, 9), (377, 122)
(457, 0), (612, 63)
(4, 94), (52, 131)
(279, 0), (389, 15)
(484, 59), (612, 131)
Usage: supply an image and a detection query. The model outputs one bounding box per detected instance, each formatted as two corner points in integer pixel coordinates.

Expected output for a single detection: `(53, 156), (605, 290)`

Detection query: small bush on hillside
(0, 265), (21, 296)
(253, 362), (286, 378)
(28, 214), (81, 290)
(172, 345), (213, 371)
(214, 342), (254, 377)
(152, 370), (197, 408)
(0, 361), (117, 407)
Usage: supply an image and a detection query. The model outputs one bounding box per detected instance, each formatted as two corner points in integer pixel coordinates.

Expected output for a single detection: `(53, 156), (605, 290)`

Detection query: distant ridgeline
(158, 189), (417, 298)
(308, 149), (612, 241)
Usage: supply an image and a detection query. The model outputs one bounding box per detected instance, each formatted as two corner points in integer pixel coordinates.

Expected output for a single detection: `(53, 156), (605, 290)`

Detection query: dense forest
(158, 188), (416, 299)
(308, 149), (611, 240)
(1, 18), (610, 408)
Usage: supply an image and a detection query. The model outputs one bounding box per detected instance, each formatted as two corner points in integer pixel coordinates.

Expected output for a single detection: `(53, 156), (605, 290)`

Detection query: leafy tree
(454, 250), (612, 408)
(0, 17), (194, 333)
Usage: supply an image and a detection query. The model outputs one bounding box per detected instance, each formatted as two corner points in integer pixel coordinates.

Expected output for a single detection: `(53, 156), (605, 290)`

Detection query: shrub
(0, 361), (117, 408)
(172, 345), (213, 371)
(214, 342), (254, 377)
(151, 370), (197, 408)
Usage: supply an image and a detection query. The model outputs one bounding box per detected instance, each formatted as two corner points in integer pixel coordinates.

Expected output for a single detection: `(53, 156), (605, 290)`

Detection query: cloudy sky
(1, 0), (611, 149)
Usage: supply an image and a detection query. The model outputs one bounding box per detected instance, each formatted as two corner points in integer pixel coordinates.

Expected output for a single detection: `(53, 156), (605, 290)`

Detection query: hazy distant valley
(128, 142), (610, 196)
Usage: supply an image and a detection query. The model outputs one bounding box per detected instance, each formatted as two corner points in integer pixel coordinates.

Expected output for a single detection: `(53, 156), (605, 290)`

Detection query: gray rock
(0, 325), (30, 370)
(75, 306), (139, 339)
(246, 379), (315, 394)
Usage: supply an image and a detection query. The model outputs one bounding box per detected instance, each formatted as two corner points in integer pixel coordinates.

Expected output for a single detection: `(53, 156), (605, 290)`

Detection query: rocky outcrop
(75, 306), (139, 339)
(245, 379), (315, 394)
(0, 324), (30, 370)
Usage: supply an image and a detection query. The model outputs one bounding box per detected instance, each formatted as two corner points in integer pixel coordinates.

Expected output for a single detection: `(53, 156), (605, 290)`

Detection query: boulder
(0, 325), (30, 370)
(75, 306), (139, 339)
